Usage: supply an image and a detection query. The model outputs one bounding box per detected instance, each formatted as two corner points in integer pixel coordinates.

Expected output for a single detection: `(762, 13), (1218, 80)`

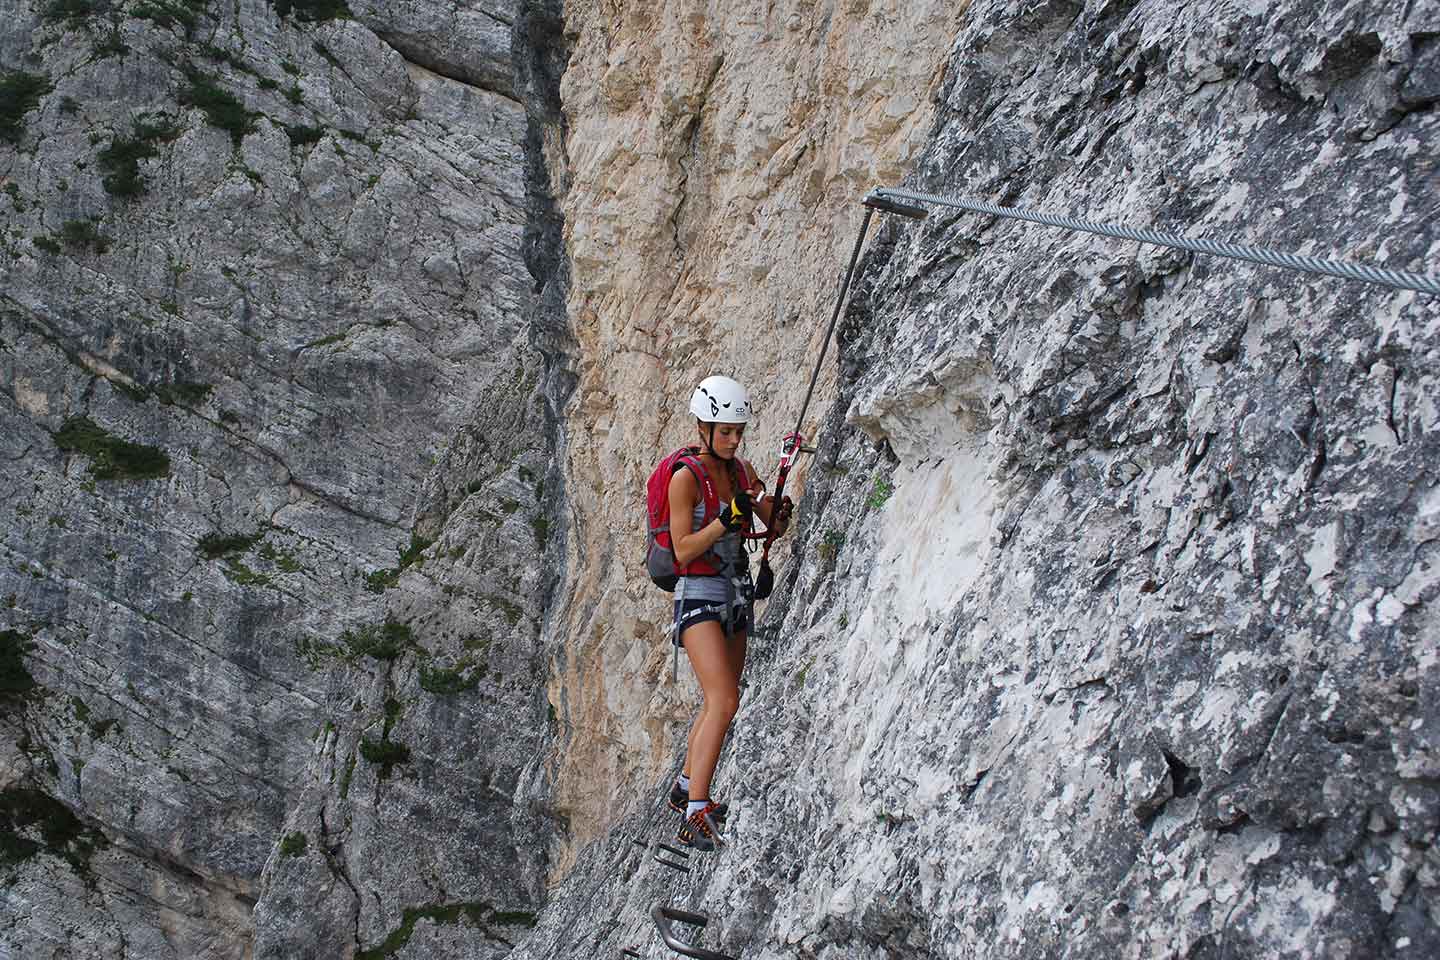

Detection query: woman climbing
(665, 375), (792, 851)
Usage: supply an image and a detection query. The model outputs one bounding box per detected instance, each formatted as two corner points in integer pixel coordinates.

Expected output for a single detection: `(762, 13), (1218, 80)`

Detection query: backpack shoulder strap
(675, 448), (721, 523)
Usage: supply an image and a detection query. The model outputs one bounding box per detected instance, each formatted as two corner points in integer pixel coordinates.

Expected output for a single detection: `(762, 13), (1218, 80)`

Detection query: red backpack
(644, 447), (753, 590)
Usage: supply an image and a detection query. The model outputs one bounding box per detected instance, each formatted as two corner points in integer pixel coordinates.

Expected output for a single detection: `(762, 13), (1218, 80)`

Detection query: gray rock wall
(1, 1), (558, 956)
(512, 0), (1439, 958)
(4, 0), (1436, 957)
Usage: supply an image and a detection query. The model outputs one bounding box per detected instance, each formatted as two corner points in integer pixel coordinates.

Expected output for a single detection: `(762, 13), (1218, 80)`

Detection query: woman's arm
(669, 466), (730, 567)
(744, 464), (775, 527)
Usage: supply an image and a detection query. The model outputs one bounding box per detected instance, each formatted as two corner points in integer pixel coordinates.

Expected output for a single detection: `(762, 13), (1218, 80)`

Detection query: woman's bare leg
(681, 628), (747, 781)
(681, 621), (742, 802)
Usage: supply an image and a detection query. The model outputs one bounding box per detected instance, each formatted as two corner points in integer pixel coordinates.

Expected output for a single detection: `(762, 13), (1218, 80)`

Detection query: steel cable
(872, 187), (1440, 297)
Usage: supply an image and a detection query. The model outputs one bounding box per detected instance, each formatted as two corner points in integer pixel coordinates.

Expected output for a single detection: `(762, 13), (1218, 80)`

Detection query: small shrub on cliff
(42, 0), (103, 23)
(131, 0), (208, 35)
(866, 476), (894, 509)
(179, 69), (255, 146)
(418, 661), (483, 696)
(196, 531), (261, 559)
(342, 618), (412, 661)
(98, 114), (182, 198)
(0, 72), (53, 144)
(0, 630), (38, 701)
(359, 736), (410, 778)
(59, 218), (109, 253)
(285, 123), (323, 147)
(271, 0), (351, 23)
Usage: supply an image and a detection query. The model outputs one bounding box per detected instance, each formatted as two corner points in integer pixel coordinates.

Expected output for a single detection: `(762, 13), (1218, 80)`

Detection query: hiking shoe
(668, 783), (728, 823)
(677, 801), (726, 851)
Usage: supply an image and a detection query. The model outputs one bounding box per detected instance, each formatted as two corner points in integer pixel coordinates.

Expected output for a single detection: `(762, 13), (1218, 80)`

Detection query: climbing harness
(870, 186), (1440, 297)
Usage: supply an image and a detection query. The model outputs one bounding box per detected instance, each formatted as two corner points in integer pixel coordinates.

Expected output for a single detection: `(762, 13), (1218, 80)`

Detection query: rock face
(515, 0), (1440, 958)
(541, 0), (959, 877)
(1, 1), (557, 957)
(4, 0), (1438, 958)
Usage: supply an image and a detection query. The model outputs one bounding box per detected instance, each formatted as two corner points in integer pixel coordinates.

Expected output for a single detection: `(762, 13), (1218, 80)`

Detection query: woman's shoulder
(668, 458), (701, 495)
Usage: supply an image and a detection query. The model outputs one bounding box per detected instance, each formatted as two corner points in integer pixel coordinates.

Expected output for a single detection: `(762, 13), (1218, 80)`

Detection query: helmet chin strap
(704, 422), (735, 461)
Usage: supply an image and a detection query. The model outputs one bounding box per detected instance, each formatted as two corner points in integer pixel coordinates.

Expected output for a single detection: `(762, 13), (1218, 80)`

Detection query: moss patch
(0, 788), (107, 874)
(98, 114), (182, 198)
(272, 0), (351, 22)
(53, 416), (171, 481)
(197, 531), (261, 559)
(418, 660), (484, 696)
(179, 69), (256, 145)
(278, 831), (307, 857)
(0, 630), (38, 701)
(364, 534), (433, 593)
(356, 903), (537, 959)
(0, 72), (52, 144)
(131, 0), (209, 35)
(342, 618), (413, 661)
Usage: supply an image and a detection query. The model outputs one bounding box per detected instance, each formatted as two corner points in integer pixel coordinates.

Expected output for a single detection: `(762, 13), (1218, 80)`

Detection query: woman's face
(701, 421), (745, 459)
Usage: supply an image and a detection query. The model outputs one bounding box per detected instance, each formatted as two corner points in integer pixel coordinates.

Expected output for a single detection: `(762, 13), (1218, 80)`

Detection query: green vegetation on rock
(153, 380), (213, 406)
(197, 531), (262, 559)
(364, 534), (433, 593)
(342, 618), (413, 661)
(359, 696), (410, 779)
(0, 630), (38, 701)
(419, 660), (484, 696)
(278, 831), (307, 857)
(131, 0), (209, 35)
(0, 787), (107, 874)
(272, 0), (352, 23)
(285, 124), (323, 147)
(179, 69), (256, 145)
(0, 73), (51, 144)
(356, 903), (537, 960)
(42, 0), (100, 22)
(867, 476), (894, 509)
(59, 218), (109, 253)
(98, 114), (182, 198)
(53, 416), (171, 481)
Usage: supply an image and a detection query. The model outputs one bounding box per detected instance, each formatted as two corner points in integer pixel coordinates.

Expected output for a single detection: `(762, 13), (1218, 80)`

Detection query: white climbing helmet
(689, 375), (752, 424)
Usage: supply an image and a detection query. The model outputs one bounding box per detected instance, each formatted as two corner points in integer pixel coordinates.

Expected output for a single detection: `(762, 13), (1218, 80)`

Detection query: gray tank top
(676, 473), (742, 602)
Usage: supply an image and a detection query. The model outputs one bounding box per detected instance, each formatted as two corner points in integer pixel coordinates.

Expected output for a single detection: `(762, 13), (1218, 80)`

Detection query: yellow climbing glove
(718, 489), (753, 531)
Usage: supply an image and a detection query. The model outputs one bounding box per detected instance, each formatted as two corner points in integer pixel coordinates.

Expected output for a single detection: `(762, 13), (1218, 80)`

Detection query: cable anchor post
(862, 189), (929, 220)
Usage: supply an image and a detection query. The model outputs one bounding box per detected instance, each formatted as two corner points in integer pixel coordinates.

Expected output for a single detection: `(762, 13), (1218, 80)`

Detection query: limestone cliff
(518, 0), (1440, 957)
(2, 1), (557, 956)
(3, 0), (1437, 958)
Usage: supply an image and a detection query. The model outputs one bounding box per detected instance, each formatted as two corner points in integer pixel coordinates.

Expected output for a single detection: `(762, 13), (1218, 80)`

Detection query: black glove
(718, 489), (753, 531)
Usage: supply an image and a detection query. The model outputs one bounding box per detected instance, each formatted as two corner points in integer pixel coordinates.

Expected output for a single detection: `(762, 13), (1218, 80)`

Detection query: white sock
(686, 799), (709, 818)
(677, 774), (690, 792)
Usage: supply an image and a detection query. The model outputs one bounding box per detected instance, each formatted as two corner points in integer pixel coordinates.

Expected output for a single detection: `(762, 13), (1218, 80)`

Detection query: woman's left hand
(771, 496), (794, 536)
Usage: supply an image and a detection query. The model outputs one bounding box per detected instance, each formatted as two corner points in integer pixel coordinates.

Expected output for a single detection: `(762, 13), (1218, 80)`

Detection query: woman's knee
(705, 687), (740, 720)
